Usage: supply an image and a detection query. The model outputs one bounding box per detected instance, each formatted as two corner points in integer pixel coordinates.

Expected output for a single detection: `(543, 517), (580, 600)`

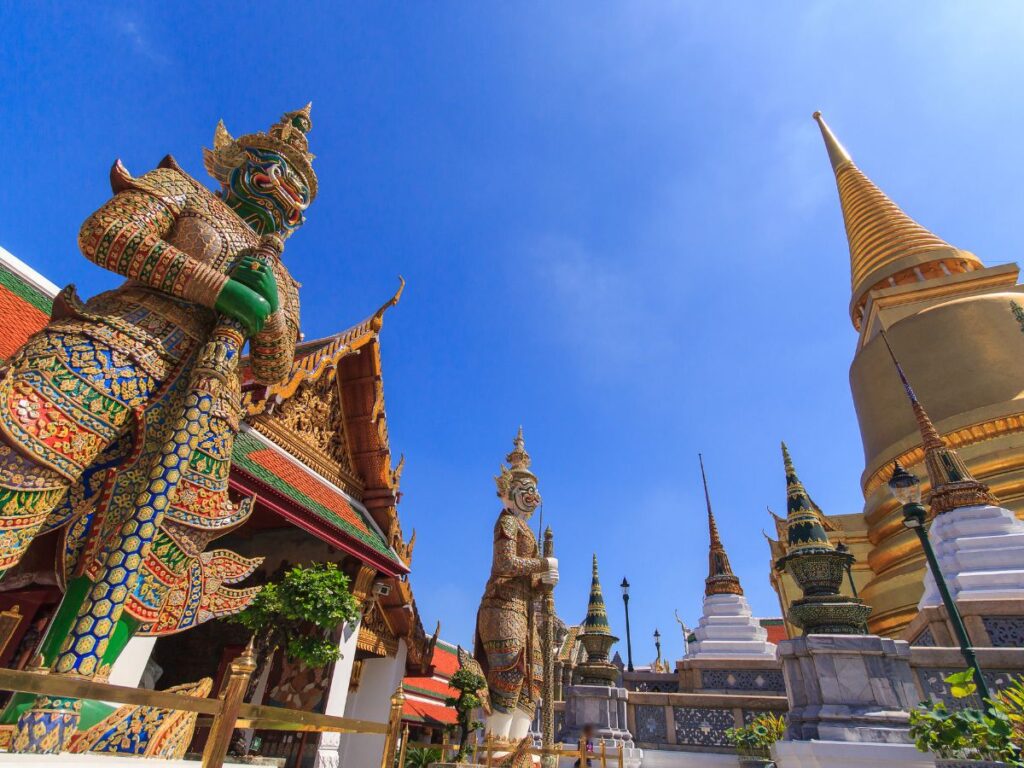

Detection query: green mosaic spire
(582, 553), (613, 635)
(781, 442), (834, 556)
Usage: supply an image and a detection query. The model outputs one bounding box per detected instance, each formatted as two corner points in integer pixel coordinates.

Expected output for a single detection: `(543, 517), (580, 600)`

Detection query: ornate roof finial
(699, 454), (743, 597)
(583, 553), (613, 635)
(494, 427), (537, 498)
(780, 442), (834, 557)
(812, 112), (980, 329)
(879, 330), (998, 514)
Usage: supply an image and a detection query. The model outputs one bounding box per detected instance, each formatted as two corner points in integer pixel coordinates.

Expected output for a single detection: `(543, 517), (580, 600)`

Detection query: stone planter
(935, 760), (1008, 768)
(738, 758), (775, 768)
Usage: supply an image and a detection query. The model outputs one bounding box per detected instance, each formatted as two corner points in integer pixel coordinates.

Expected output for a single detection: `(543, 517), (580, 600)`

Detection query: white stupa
(883, 336), (1024, 610)
(688, 456), (777, 660)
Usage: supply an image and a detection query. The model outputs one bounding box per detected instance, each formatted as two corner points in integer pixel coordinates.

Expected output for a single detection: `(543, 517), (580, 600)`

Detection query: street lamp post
(835, 542), (859, 598)
(888, 462), (992, 706)
(620, 577), (634, 672)
(653, 628), (662, 671)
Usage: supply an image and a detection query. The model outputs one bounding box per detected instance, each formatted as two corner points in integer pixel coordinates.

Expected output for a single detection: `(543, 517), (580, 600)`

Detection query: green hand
(215, 279), (271, 336)
(231, 254), (280, 313)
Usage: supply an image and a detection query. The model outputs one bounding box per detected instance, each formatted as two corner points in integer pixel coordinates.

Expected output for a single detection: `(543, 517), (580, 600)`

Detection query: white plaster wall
(313, 615), (362, 768)
(338, 638), (408, 768)
(107, 636), (157, 688)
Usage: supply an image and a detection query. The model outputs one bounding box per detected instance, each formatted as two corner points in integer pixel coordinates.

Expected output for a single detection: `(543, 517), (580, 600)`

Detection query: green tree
(444, 668), (486, 763)
(231, 562), (361, 670)
(228, 563), (362, 755)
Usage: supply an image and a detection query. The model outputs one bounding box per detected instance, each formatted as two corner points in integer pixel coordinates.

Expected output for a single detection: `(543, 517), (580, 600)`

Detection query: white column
(338, 639), (408, 768)
(107, 636), (157, 688)
(314, 616), (362, 768)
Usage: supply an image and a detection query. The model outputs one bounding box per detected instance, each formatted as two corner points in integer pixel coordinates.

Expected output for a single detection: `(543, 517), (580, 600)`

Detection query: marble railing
(626, 690), (787, 753)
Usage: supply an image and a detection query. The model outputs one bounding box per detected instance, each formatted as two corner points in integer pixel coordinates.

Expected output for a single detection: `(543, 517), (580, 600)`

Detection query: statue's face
(505, 477), (541, 519)
(224, 147), (311, 236)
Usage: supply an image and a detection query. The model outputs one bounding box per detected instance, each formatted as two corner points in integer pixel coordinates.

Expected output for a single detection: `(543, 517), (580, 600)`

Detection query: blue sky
(3, 2), (1024, 659)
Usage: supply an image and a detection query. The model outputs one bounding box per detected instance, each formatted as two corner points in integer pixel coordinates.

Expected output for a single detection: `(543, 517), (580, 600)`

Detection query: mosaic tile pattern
(911, 627), (937, 647)
(917, 668), (1016, 710)
(982, 616), (1024, 648)
(701, 669), (785, 692)
(633, 705), (666, 743)
(672, 706), (733, 747)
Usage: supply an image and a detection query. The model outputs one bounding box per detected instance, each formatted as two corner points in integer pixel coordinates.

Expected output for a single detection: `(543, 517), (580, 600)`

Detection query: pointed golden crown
(204, 103), (318, 200)
(495, 426), (537, 497)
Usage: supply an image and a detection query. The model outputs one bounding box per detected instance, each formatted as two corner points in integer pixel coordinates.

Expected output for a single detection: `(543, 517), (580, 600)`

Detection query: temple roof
(402, 638), (458, 727)
(232, 427), (404, 572)
(813, 112), (983, 330)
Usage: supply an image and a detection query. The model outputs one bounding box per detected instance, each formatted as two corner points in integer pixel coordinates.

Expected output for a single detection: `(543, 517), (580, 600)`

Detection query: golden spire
(812, 112), (981, 329)
(880, 330), (998, 514)
(699, 454), (743, 597)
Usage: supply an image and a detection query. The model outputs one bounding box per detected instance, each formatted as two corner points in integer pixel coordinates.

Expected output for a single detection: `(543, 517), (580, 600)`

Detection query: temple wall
(337, 639), (407, 768)
(313, 616), (362, 768)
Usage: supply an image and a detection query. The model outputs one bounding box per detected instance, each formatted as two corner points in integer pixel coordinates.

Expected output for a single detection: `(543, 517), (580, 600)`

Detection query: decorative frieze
(671, 706), (733, 747)
(982, 616), (1024, 648)
(701, 669), (785, 693)
(633, 705), (666, 743)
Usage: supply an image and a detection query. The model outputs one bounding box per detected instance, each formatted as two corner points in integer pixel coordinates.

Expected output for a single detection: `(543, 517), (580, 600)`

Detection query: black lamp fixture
(888, 461), (991, 707)
(620, 577), (634, 672)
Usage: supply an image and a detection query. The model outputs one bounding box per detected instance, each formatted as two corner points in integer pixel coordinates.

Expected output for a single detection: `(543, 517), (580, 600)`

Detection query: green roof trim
(0, 263), (53, 314)
(403, 682), (450, 700)
(232, 429), (399, 564)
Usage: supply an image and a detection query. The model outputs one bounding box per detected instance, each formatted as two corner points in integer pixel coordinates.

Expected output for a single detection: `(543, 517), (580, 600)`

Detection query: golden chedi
(813, 112), (1024, 637)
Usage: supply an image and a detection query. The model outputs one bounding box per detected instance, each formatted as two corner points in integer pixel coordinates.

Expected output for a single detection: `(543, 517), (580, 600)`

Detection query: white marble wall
(920, 503), (1024, 607)
(337, 639), (407, 768)
(313, 615), (362, 768)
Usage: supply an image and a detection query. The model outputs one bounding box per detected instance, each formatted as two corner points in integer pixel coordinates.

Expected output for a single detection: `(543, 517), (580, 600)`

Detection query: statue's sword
(52, 234), (284, 675)
(541, 526), (556, 767)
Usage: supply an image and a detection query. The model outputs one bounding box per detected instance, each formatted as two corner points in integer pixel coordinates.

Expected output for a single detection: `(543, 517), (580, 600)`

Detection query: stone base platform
(772, 739), (935, 767)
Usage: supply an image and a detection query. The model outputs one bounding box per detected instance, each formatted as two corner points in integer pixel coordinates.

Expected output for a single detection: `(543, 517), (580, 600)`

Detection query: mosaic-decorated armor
(0, 105), (317, 752)
(474, 429), (556, 732)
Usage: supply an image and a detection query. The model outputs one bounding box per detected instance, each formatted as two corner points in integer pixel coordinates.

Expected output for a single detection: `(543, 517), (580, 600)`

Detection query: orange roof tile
(402, 698), (457, 725)
(246, 447), (371, 537)
(0, 286), (48, 359)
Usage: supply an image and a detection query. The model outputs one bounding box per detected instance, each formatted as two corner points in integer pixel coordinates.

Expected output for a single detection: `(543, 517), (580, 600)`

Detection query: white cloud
(526, 234), (677, 379)
(114, 14), (169, 66)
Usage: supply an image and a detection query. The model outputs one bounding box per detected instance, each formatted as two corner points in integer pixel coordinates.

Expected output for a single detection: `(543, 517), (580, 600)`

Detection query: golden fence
(0, 644), (404, 768)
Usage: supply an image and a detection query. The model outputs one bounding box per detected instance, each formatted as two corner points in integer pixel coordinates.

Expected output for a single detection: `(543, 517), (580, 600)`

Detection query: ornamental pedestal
(778, 634), (918, 744)
(557, 685), (642, 768)
(772, 635), (929, 767)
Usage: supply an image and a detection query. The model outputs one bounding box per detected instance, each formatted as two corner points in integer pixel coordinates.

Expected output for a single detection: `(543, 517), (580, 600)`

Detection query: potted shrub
(442, 667), (487, 764)
(909, 671), (1022, 767)
(228, 562), (361, 757)
(725, 712), (785, 767)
